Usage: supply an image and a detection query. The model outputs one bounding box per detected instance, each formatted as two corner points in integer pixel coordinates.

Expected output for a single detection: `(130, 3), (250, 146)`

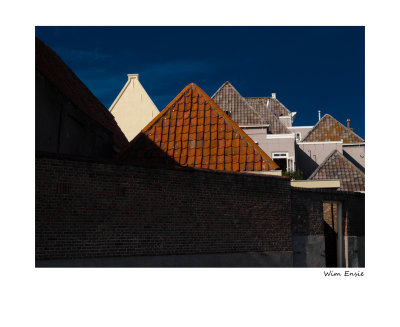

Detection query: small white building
(110, 74), (159, 141)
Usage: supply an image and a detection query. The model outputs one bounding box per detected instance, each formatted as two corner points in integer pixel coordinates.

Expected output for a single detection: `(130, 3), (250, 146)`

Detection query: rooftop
(211, 82), (267, 127)
(245, 98), (290, 134)
(118, 83), (279, 172)
(35, 37), (128, 150)
(302, 114), (364, 144)
(245, 96), (291, 118)
(308, 150), (365, 192)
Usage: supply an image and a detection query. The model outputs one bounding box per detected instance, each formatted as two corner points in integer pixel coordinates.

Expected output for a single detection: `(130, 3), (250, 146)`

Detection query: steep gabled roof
(211, 82), (267, 126)
(109, 74), (159, 142)
(245, 98), (290, 134)
(35, 37), (128, 149)
(118, 83), (279, 172)
(302, 114), (364, 144)
(308, 150), (365, 192)
(245, 97), (291, 117)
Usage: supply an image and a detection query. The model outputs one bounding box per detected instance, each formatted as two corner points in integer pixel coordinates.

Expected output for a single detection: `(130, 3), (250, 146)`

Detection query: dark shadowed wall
(36, 153), (292, 266)
(36, 71), (116, 158)
(35, 153), (364, 267)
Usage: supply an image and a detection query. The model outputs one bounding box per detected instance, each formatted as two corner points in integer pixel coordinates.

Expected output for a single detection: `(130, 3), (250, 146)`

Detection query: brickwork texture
(291, 188), (364, 236)
(36, 154), (292, 260)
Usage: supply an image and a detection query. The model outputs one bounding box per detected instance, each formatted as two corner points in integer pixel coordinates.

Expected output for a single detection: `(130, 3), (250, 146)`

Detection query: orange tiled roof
(118, 83), (279, 172)
(308, 150), (365, 192)
(35, 37), (128, 150)
(302, 114), (364, 144)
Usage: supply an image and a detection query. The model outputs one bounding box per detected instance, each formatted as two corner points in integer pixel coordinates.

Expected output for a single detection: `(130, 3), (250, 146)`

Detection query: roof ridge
(225, 82), (269, 125)
(245, 97), (290, 134)
(35, 37), (128, 149)
(308, 149), (365, 180)
(244, 96), (291, 121)
(307, 149), (338, 179)
(119, 83), (279, 170)
(212, 82), (268, 126)
(302, 113), (364, 143)
(272, 97), (292, 115)
(210, 81), (230, 99)
(36, 38), (113, 123)
(302, 114), (329, 141)
(140, 83), (194, 133)
(195, 84), (278, 169)
(332, 149), (365, 176)
(109, 76), (132, 112)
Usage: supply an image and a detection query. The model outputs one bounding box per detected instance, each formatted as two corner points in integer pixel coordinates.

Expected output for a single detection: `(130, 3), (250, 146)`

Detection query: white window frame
(287, 156), (295, 172)
(272, 152), (288, 159)
(272, 152), (293, 171)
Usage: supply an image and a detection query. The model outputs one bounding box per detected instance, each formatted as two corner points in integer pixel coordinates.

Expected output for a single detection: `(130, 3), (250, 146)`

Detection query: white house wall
(297, 142), (343, 178)
(242, 127), (296, 169)
(287, 126), (314, 141)
(343, 144), (365, 171)
(110, 74), (159, 142)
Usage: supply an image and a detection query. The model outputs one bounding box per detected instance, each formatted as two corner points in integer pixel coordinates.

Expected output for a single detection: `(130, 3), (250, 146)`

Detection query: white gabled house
(110, 74), (159, 141)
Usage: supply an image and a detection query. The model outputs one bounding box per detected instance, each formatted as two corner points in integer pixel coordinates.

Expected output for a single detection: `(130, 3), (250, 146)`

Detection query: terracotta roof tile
(35, 37), (128, 150)
(308, 150), (365, 192)
(118, 83), (279, 172)
(302, 114), (364, 144)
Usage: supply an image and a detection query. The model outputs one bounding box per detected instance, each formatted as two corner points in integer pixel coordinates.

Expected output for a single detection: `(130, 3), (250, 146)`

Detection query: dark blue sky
(36, 26), (365, 138)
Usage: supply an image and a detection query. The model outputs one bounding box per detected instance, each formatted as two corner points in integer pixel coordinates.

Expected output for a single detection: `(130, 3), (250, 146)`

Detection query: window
(271, 153), (295, 172)
(295, 132), (301, 142)
(272, 152), (288, 171)
(272, 153), (288, 158)
(56, 182), (70, 194)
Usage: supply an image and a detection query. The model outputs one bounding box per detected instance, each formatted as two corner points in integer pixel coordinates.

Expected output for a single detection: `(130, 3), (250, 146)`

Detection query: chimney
(271, 93), (276, 99)
(318, 110), (321, 121)
(347, 119), (350, 129)
(127, 74), (139, 81)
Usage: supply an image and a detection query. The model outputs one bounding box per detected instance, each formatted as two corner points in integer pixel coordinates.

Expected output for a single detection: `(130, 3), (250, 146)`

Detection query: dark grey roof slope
(302, 114), (364, 144)
(245, 98), (290, 134)
(211, 82), (267, 126)
(245, 97), (291, 117)
(36, 37), (128, 149)
(308, 150), (365, 192)
(211, 82), (290, 134)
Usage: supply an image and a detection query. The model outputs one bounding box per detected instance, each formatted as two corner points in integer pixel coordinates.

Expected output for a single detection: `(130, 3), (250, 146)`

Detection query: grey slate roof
(302, 114), (364, 144)
(245, 97), (291, 117)
(211, 82), (265, 126)
(211, 82), (290, 134)
(245, 98), (290, 134)
(308, 150), (365, 192)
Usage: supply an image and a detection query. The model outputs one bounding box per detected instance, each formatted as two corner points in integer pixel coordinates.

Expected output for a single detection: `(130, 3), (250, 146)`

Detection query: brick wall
(343, 197), (365, 236)
(291, 189), (324, 235)
(36, 153), (292, 260)
(290, 188), (364, 267)
(323, 202), (338, 234)
(291, 188), (364, 237)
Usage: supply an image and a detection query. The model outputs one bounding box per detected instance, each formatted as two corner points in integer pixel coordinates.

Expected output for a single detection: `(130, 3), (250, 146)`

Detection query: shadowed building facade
(35, 37), (128, 158)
